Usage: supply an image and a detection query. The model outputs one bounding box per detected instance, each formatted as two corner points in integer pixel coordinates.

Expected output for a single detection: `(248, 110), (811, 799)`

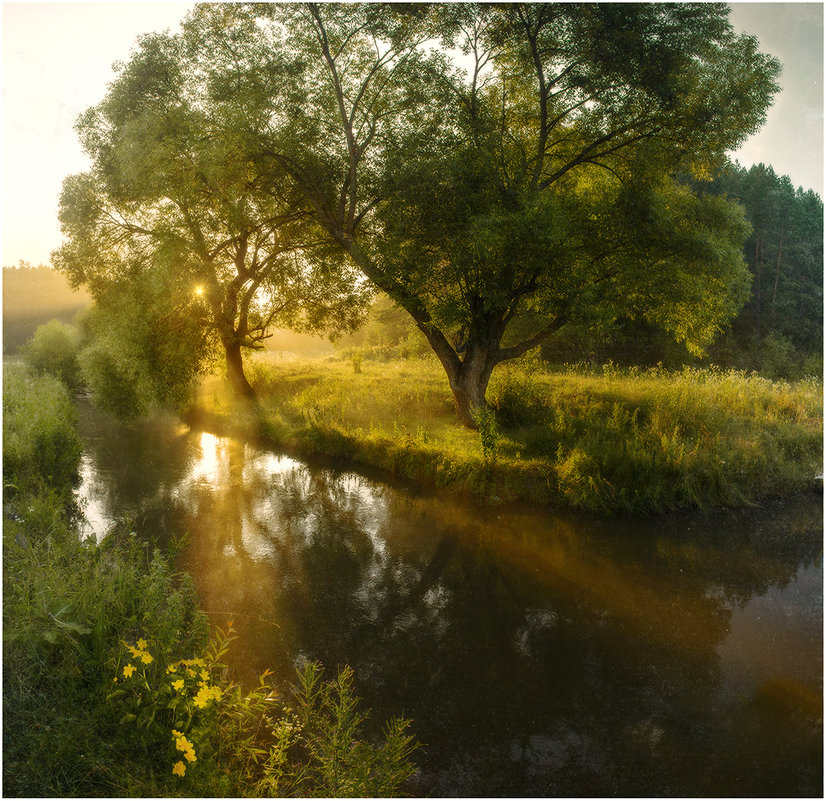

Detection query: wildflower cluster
(117, 638), (153, 680)
(171, 729), (196, 777)
(109, 636), (229, 781)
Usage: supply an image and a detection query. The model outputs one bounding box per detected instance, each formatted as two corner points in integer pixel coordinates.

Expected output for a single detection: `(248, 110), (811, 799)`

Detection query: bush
(757, 331), (799, 380)
(78, 333), (155, 419)
(22, 319), (83, 389)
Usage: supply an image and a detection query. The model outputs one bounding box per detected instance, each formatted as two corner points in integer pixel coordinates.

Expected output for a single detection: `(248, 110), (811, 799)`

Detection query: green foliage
(284, 662), (417, 797)
(711, 163), (823, 349)
(78, 331), (155, 419)
(77, 278), (217, 420)
(3, 362), (82, 497)
(22, 319), (83, 389)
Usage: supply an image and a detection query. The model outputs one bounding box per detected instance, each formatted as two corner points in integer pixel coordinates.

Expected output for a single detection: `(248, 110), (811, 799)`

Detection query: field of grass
(188, 352), (823, 515)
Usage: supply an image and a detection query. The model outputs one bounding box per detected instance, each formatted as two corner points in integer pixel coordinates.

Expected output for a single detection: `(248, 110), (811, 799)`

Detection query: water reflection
(76, 402), (823, 796)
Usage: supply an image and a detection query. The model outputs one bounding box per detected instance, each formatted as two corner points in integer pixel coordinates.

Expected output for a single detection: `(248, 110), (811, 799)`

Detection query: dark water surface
(76, 402), (823, 797)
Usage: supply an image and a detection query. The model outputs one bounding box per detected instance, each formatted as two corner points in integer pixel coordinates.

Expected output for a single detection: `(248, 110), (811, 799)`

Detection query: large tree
(223, 2), (779, 426)
(58, 3), (781, 425)
(54, 27), (367, 401)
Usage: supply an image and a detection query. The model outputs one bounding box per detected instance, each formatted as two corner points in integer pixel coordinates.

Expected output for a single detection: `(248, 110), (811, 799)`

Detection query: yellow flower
(140, 651), (153, 665)
(200, 669), (210, 681)
(184, 746), (196, 763)
(172, 729), (183, 738)
(127, 645), (141, 658)
(137, 638), (148, 650)
(172, 760), (186, 777)
(123, 664), (136, 678)
(193, 687), (212, 709)
(172, 678), (185, 692)
(167, 663), (179, 674)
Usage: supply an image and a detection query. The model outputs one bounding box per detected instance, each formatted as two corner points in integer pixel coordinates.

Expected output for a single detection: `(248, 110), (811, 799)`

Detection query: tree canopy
(56, 2), (782, 425)
(54, 24), (368, 401)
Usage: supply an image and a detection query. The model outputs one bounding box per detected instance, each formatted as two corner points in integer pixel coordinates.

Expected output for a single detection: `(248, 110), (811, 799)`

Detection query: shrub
(78, 333), (155, 419)
(22, 319), (83, 389)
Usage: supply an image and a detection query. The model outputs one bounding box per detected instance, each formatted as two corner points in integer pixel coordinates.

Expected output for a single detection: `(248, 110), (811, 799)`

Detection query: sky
(1, 2), (823, 268)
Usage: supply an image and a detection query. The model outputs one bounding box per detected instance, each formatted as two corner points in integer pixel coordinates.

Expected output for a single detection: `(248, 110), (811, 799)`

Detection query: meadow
(189, 351), (823, 515)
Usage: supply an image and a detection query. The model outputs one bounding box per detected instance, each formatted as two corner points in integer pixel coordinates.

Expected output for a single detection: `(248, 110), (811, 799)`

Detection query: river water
(75, 401), (823, 796)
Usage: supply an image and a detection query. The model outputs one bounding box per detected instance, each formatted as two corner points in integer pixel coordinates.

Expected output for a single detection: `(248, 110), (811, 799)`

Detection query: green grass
(191, 352), (823, 515)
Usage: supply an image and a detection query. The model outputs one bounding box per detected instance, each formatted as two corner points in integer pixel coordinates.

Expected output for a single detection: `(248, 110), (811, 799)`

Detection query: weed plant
(197, 354), (823, 515)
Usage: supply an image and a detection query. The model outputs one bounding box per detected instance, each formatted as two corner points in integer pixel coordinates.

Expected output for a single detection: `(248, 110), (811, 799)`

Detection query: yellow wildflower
(123, 664), (136, 679)
(172, 729), (183, 738)
(126, 645), (141, 658)
(184, 746), (197, 763)
(166, 663), (178, 674)
(172, 678), (185, 692)
(200, 669), (210, 681)
(172, 760), (186, 777)
(140, 651), (153, 665)
(137, 638), (148, 650)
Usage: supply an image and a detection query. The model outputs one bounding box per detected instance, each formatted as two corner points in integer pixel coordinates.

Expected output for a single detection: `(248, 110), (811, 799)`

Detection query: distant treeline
(3, 262), (90, 353)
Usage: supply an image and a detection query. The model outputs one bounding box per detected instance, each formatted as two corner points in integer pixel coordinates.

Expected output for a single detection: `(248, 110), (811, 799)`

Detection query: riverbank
(2, 362), (416, 797)
(188, 355), (823, 515)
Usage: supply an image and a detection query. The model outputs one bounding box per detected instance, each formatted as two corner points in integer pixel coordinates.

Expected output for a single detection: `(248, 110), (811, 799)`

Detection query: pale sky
(2, 1), (823, 267)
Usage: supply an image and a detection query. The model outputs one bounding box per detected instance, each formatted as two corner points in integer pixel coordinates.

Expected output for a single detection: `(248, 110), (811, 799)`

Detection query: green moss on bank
(190, 355), (823, 515)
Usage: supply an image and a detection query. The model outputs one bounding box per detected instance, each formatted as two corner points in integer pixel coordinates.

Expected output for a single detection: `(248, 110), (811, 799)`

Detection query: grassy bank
(189, 353), (823, 515)
(3, 362), (416, 797)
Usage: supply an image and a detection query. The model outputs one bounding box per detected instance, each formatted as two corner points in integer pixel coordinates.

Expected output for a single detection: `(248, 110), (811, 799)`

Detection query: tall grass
(193, 353), (823, 515)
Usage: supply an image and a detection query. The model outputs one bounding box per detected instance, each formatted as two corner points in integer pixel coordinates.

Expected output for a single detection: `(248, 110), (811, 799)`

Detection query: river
(75, 401), (822, 796)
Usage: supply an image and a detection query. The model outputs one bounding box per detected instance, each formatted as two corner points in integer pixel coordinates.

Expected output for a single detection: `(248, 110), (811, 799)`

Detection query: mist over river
(76, 400), (822, 796)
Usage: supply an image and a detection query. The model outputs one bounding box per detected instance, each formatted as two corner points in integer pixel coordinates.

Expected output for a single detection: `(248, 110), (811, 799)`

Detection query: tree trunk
(771, 228), (784, 319)
(754, 232), (762, 329)
(224, 340), (257, 400)
(445, 345), (497, 429)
